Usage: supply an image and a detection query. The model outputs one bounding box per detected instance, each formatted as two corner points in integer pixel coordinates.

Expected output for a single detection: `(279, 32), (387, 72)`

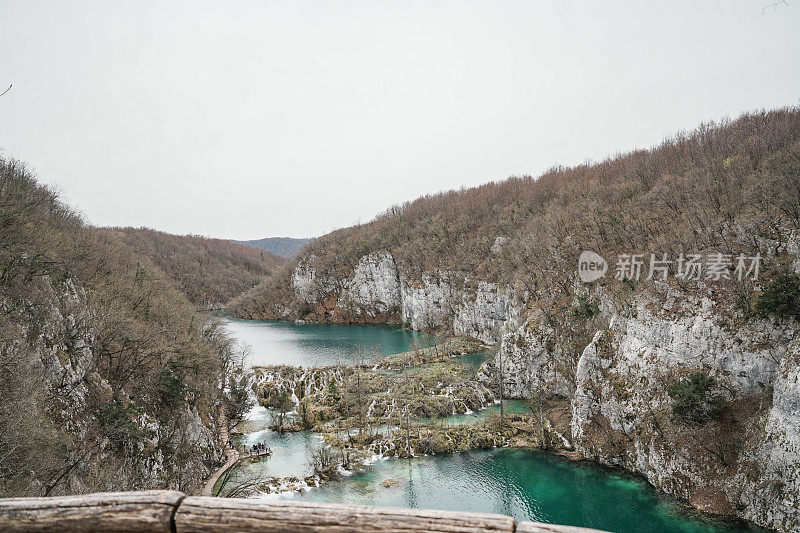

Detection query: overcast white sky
(1, 1), (798, 240)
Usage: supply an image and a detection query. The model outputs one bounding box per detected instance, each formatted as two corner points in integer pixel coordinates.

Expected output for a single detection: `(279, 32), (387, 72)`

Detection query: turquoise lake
(222, 319), (763, 533)
(300, 449), (761, 533)
(223, 318), (435, 367)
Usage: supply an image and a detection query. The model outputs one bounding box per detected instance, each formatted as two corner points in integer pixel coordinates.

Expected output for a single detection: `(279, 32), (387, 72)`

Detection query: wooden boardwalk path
(198, 408), (271, 496)
(199, 409), (240, 496)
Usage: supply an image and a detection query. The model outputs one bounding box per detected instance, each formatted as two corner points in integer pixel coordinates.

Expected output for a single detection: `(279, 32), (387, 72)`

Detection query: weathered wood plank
(175, 496), (516, 532)
(516, 521), (606, 533)
(0, 490), (184, 533)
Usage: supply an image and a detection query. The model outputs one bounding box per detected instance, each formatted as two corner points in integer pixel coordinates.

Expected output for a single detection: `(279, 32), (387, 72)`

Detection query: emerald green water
(299, 449), (760, 533)
(223, 320), (763, 533)
(223, 318), (435, 367)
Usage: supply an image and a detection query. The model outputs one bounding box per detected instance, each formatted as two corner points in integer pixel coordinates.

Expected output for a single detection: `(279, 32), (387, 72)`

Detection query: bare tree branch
(762, 0), (789, 15)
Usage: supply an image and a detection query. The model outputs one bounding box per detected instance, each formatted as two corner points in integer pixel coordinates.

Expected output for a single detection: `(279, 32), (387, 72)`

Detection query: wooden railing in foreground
(0, 490), (607, 532)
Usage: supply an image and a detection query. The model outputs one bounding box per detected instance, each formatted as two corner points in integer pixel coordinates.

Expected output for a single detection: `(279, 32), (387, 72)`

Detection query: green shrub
(755, 272), (800, 319)
(572, 295), (600, 320)
(156, 368), (187, 409)
(326, 380), (339, 399)
(668, 372), (724, 424)
(97, 401), (145, 450)
(224, 378), (254, 424)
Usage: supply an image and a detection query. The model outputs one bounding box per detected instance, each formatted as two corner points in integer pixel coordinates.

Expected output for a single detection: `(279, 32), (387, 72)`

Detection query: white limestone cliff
(488, 282), (799, 532)
(337, 252), (402, 316)
(292, 251), (521, 340)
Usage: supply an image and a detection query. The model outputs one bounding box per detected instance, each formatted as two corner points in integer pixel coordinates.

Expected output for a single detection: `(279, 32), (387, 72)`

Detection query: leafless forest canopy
(232, 107), (800, 318)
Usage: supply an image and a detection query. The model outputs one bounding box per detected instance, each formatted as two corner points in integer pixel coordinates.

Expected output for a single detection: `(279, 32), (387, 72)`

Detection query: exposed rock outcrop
(731, 345), (800, 530)
(338, 252), (402, 317)
(1, 275), (222, 496)
(286, 251), (521, 342)
(400, 271), (459, 332)
(292, 257), (337, 304)
(487, 282), (800, 532)
(483, 316), (573, 399)
(453, 281), (520, 344)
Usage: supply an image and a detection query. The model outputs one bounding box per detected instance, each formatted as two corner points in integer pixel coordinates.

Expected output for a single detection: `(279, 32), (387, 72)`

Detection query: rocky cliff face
(399, 271), (458, 332)
(486, 315), (575, 399)
(453, 281), (520, 344)
(739, 350), (800, 530)
(338, 252), (402, 317)
(287, 251), (521, 344)
(9, 277), (96, 423)
(1, 275), (221, 495)
(484, 282), (800, 532)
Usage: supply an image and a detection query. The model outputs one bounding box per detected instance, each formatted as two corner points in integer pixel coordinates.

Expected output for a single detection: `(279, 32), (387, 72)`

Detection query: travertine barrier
(0, 490), (605, 532)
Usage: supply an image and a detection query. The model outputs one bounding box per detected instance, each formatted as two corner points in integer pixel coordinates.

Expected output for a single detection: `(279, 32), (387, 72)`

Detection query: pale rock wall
(734, 343), (800, 531)
(292, 251), (521, 342)
(337, 252), (402, 316)
(35, 277), (96, 410)
(787, 231), (800, 274)
(403, 275), (521, 342)
(453, 281), (520, 344)
(490, 236), (508, 254)
(400, 271), (459, 332)
(479, 316), (573, 398)
(490, 282), (799, 532)
(292, 257), (337, 304)
(4, 275), (221, 495)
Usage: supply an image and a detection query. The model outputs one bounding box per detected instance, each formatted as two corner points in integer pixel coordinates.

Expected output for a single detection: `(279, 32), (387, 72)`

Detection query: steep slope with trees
(0, 159), (251, 497)
(100, 227), (283, 309)
(232, 107), (800, 330)
(230, 107), (800, 531)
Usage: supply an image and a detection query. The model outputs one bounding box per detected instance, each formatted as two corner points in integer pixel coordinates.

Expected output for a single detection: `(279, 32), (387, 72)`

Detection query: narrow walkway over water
(200, 409), (239, 496)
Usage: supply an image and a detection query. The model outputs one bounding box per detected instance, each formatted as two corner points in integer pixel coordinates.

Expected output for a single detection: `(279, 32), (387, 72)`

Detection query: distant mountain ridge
(233, 236), (314, 258)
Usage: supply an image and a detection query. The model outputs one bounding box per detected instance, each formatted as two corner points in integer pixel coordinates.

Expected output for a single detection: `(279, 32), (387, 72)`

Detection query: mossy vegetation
(572, 295), (600, 320)
(380, 337), (483, 368)
(755, 272), (800, 319)
(255, 342), (493, 433)
(668, 372), (724, 425)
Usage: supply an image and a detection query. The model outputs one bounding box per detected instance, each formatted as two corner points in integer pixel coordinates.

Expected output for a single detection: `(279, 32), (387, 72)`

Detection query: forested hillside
(0, 158), (250, 497)
(231, 107), (800, 324)
(234, 236), (313, 259)
(100, 228), (283, 309)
